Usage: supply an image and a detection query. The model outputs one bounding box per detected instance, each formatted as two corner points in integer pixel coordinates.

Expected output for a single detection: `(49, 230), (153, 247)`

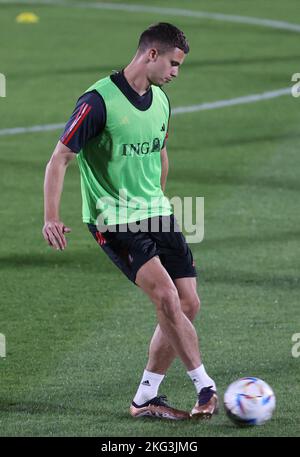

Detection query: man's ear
(148, 48), (159, 62)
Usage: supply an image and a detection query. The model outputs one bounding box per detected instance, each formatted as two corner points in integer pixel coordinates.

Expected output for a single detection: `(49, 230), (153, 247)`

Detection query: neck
(123, 57), (151, 96)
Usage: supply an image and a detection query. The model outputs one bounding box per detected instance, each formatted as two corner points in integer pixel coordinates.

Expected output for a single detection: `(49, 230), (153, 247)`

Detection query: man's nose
(171, 68), (179, 78)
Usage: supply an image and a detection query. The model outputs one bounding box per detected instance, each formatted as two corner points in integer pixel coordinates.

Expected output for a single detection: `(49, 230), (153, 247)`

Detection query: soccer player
(43, 23), (218, 420)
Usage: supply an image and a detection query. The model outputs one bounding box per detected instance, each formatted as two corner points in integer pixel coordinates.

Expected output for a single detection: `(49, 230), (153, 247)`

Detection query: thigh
(135, 256), (177, 301)
(174, 277), (198, 300)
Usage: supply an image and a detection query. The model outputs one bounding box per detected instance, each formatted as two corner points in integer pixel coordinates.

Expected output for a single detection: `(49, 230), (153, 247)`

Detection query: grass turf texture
(0, 0), (299, 437)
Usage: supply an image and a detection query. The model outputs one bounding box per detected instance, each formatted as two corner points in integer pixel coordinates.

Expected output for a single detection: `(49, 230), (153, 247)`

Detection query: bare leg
(146, 277), (201, 374)
(136, 257), (201, 371)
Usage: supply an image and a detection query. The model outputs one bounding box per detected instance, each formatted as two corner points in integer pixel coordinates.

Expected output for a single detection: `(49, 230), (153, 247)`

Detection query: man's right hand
(42, 221), (71, 251)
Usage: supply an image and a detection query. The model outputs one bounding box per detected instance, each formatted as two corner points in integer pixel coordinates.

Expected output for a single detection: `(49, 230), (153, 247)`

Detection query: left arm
(160, 146), (169, 192)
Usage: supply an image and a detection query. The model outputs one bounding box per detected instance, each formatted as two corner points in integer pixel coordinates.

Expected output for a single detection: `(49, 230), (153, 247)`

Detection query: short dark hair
(138, 22), (189, 55)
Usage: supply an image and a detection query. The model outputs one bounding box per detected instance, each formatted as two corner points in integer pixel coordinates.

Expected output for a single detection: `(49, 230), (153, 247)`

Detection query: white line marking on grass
(0, 2), (294, 136)
(0, 88), (291, 137)
(1, 0), (300, 33)
(0, 123), (66, 137)
(172, 87), (291, 114)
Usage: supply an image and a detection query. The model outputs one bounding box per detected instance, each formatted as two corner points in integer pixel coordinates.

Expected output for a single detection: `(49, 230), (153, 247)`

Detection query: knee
(154, 286), (181, 321)
(181, 295), (201, 321)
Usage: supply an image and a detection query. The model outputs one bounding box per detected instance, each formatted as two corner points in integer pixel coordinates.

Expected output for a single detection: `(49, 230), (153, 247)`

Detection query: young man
(43, 23), (218, 420)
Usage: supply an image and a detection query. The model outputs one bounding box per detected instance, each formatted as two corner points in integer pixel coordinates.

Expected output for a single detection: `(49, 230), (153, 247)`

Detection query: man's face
(147, 47), (186, 86)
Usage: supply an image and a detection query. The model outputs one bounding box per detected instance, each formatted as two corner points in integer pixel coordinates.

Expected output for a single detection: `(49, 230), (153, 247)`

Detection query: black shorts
(87, 214), (197, 284)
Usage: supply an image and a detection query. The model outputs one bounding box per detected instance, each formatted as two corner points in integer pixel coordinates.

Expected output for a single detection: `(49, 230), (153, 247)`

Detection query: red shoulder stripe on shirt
(61, 103), (92, 145)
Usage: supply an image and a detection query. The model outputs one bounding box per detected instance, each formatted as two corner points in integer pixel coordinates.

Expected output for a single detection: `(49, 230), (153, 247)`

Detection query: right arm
(42, 140), (75, 250)
(42, 90), (106, 251)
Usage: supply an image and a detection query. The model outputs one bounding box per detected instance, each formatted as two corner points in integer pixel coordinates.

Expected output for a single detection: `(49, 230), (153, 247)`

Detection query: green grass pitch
(0, 0), (299, 437)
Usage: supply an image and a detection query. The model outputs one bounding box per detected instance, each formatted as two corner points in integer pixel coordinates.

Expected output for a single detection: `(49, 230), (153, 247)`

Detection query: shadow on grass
(8, 54), (300, 81)
(0, 252), (105, 271)
(201, 268), (300, 290)
(219, 131), (300, 147)
(8, 64), (124, 80)
(185, 54), (300, 68)
(0, 399), (111, 418)
(204, 230), (300, 247)
(171, 168), (300, 192)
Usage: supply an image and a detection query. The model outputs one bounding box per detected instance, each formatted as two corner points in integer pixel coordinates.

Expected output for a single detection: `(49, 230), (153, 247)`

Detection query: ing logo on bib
(122, 137), (161, 156)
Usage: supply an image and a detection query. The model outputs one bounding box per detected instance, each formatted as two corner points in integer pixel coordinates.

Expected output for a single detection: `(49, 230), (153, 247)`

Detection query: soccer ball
(224, 377), (276, 426)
